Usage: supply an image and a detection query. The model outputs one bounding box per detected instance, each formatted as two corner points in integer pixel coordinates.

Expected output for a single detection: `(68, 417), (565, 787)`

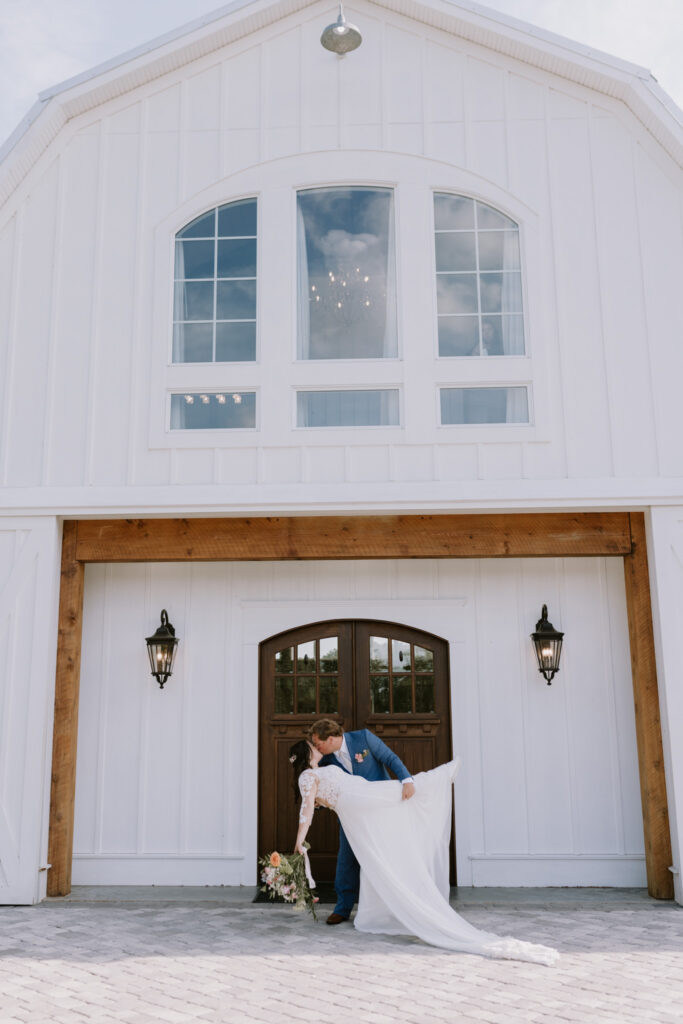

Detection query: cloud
(317, 230), (380, 261)
(0, 0), (681, 148)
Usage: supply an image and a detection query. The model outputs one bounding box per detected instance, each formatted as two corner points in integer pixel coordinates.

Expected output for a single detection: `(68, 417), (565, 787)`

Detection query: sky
(1, 0), (682, 148)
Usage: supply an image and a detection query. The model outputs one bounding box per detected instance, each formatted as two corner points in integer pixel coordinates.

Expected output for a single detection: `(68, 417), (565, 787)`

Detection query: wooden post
(44, 512), (674, 898)
(624, 513), (674, 899)
(46, 522), (84, 897)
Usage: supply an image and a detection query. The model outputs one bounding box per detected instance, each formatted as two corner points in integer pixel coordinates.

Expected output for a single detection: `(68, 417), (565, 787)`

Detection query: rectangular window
(170, 392), (256, 429)
(440, 387), (529, 425)
(173, 198), (257, 363)
(297, 187), (397, 359)
(297, 389), (400, 428)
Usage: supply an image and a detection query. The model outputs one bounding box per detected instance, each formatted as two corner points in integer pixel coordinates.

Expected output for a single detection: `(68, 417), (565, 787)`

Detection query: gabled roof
(1, 0), (682, 210)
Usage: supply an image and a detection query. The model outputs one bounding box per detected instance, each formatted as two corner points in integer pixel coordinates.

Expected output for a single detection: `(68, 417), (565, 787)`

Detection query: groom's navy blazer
(319, 728), (412, 917)
(319, 728), (412, 783)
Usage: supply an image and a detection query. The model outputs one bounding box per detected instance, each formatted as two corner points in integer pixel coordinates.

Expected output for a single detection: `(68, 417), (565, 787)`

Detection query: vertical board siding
(0, 7), (679, 493)
(5, 162), (60, 486)
(476, 560), (529, 853)
(47, 134), (100, 486)
(590, 115), (658, 478)
(519, 559), (573, 854)
(465, 58), (507, 186)
(546, 108), (613, 479)
(0, 519), (61, 903)
(73, 556), (644, 886)
(635, 146), (683, 478)
(648, 507), (683, 904)
(0, 216), (17, 484)
(340, 13), (382, 130)
(90, 130), (140, 486)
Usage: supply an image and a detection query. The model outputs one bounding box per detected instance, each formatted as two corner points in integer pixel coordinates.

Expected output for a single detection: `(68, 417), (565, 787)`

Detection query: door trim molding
(47, 511), (673, 899)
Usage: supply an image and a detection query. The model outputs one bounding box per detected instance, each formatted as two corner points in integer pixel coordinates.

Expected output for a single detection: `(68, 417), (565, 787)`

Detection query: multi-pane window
(297, 389), (400, 428)
(274, 638), (339, 714)
(440, 386), (529, 425)
(166, 188), (532, 436)
(173, 199), (257, 363)
(297, 187), (397, 359)
(369, 636), (436, 714)
(170, 391), (256, 429)
(434, 194), (524, 358)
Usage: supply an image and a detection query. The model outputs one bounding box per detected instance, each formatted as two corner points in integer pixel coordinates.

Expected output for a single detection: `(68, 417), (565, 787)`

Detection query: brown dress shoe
(326, 912), (349, 925)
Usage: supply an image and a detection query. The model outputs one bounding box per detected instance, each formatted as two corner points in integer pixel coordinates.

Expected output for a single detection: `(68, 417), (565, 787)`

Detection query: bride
(290, 739), (559, 966)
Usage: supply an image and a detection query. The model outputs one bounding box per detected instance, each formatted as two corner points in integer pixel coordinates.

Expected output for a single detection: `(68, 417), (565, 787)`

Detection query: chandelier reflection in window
(310, 265), (374, 327)
(297, 187), (397, 360)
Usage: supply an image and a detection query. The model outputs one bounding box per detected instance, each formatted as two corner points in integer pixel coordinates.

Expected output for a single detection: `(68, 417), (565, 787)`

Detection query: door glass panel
(392, 675), (412, 713)
(297, 676), (316, 714)
(413, 646), (433, 672)
(319, 637), (339, 673)
(275, 647), (294, 673)
(370, 636), (389, 671)
(416, 675), (435, 713)
(370, 675), (390, 713)
(297, 641), (316, 672)
(275, 677), (293, 713)
(392, 640), (411, 672)
(319, 676), (338, 713)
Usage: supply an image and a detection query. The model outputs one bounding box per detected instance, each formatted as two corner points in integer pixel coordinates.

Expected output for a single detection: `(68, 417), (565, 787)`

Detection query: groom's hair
(309, 718), (343, 740)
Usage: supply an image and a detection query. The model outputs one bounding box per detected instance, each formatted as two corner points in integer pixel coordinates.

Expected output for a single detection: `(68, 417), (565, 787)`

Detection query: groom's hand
(401, 782), (416, 800)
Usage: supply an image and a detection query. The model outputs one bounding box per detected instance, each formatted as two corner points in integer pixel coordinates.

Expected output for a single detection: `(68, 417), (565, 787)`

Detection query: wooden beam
(47, 522), (85, 897)
(48, 510), (672, 901)
(74, 512), (632, 563)
(624, 513), (674, 899)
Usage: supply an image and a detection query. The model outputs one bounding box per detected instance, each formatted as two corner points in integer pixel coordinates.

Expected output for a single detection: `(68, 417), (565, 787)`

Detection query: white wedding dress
(298, 759), (559, 966)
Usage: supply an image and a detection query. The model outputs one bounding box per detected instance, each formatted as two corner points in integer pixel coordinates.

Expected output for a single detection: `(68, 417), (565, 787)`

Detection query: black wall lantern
(530, 604), (564, 685)
(145, 609), (179, 688)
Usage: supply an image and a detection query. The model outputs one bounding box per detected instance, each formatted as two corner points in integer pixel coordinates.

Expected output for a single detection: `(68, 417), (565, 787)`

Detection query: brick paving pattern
(0, 889), (681, 1023)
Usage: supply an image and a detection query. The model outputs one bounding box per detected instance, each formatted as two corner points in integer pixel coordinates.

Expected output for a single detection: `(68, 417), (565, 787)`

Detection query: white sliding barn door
(73, 557), (644, 887)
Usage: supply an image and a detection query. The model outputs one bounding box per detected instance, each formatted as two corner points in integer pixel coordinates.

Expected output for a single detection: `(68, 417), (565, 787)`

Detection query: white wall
(647, 507), (683, 904)
(0, 517), (61, 904)
(0, 0), (681, 510)
(73, 555), (644, 887)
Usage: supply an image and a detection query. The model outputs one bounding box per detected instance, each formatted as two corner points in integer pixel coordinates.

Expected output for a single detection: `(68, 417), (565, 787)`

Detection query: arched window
(173, 198), (257, 363)
(434, 194), (524, 358)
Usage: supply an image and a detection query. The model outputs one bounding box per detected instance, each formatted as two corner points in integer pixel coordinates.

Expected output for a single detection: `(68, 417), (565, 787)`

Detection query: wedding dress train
(298, 759), (559, 966)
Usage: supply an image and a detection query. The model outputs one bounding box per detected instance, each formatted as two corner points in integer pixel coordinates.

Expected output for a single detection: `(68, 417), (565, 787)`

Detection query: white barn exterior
(1, 0), (682, 905)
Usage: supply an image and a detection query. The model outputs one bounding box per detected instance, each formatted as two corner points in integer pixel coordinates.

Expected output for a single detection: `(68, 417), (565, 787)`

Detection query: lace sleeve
(298, 770), (318, 826)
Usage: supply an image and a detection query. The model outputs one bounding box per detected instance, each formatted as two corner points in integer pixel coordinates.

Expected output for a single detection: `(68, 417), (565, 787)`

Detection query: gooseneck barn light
(145, 609), (179, 688)
(530, 605), (564, 685)
(321, 2), (362, 54)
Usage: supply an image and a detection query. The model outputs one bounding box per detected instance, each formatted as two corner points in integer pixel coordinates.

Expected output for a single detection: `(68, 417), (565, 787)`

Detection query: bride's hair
(289, 739), (313, 800)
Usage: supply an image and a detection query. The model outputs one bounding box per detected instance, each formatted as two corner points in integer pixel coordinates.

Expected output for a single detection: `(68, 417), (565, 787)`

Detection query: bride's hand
(295, 842), (306, 855)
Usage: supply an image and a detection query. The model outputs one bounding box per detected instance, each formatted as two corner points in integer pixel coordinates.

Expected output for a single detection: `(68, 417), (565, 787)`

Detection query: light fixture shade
(145, 609), (179, 688)
(321, 3), (362, 53)
(530, 604), (564, 684)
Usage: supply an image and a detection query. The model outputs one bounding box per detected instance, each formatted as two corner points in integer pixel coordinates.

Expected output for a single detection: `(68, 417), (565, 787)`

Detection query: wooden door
(258, 620), (452, 881)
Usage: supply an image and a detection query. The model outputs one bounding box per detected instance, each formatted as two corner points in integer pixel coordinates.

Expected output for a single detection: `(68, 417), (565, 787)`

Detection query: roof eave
(1, 0), (681, 214)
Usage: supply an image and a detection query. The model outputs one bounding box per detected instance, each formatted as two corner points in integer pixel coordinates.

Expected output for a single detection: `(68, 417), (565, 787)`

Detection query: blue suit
(320, 729), (412, 918)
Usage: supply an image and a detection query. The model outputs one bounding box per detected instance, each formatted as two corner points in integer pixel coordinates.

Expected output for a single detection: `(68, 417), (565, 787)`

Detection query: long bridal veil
(337, 760), (559, 966)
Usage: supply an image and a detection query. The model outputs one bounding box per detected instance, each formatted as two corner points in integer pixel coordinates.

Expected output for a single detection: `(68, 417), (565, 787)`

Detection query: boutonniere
(355, 749), (370, 763)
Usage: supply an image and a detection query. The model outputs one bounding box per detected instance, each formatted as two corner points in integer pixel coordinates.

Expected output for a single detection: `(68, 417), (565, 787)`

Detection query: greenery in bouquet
(259, 844), (319, 920)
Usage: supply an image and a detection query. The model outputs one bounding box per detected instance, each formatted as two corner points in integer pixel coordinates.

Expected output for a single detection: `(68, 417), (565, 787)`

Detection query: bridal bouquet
(259, 845), (319, 919)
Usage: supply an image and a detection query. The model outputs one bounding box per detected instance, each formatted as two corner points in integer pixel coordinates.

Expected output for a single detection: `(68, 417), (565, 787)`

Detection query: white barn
(1, 0), (682, 906)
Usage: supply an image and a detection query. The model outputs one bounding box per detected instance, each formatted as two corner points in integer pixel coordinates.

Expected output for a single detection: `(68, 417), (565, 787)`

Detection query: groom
(309, 717), (415, 925)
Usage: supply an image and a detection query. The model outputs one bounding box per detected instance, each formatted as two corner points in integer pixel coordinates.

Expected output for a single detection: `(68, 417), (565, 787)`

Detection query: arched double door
(258, 619), (453, 882)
